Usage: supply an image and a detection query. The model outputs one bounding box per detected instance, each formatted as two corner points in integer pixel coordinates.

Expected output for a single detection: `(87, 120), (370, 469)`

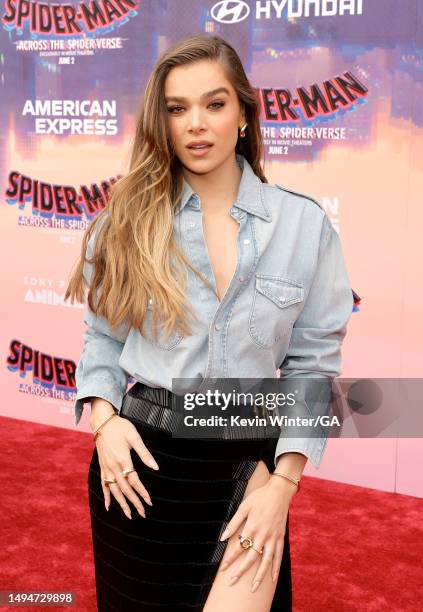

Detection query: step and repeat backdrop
(1, 1), (422, 496)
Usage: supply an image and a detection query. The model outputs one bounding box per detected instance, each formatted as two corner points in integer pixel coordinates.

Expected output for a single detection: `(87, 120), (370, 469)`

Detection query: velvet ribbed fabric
(87, 383), (292, 611)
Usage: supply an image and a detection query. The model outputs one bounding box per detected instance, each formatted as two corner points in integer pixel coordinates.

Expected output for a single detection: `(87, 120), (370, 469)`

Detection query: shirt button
(215, 323), (221, 331)
(243, 239), (250, 245)
(239, 275), (245, 282)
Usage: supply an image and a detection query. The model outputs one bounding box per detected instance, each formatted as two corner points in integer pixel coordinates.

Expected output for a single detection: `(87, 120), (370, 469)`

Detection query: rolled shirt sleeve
(74, 219), (130, 426)
(274, 212), (354, 469)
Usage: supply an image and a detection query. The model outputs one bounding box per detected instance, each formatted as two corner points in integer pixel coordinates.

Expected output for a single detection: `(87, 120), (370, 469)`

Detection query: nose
(187, 106), (206, 132)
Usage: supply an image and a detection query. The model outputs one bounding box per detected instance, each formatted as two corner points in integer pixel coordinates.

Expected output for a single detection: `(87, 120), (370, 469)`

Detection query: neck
(182, 153), (242, 215)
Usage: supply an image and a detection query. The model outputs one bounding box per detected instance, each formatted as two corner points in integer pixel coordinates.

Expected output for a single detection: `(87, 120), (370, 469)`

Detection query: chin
(180, 155), (218, 174)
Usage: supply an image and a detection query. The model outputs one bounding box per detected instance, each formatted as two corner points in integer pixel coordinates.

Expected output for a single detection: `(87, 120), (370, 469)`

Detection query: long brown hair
(65, 34), (267, 342)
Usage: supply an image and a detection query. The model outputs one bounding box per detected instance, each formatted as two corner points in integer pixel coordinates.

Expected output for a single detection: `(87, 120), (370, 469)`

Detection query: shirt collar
(175, 153), (272, 222)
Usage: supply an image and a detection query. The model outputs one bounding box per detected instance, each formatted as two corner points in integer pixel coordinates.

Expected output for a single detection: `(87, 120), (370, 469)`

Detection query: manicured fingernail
(145, 497), (153, 506)
(220, 528), (230, 541)
(252, 581), (260, 593)
(148, 459), (159, 470)
(220, 562), (228, 571)
(229, 575), (238, 585)
(272, 571), (278, 582)
(105, 502), (109, 511)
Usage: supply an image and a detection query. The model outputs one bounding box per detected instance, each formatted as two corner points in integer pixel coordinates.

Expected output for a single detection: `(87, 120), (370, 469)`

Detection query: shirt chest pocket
(142, 300), (184, 350)
(248, 275), (304, 349)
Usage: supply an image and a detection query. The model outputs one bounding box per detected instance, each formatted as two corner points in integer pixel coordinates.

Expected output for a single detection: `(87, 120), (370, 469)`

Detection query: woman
(66, 34), (354, 611)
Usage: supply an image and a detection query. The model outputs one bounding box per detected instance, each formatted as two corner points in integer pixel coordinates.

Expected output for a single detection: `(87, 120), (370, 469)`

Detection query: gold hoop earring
(239, 123), (248, 138)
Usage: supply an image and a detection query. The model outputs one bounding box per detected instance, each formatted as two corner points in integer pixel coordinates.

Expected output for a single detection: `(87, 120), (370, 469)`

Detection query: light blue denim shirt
(74, 153), (354, 469)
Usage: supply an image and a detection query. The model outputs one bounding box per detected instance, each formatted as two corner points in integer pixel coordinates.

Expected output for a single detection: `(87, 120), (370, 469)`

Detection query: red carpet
(1, 416), (422, 611)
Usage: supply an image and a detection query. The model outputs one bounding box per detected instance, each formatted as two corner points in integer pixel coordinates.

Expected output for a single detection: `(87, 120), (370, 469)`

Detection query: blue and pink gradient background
(1, 0), (422, 496)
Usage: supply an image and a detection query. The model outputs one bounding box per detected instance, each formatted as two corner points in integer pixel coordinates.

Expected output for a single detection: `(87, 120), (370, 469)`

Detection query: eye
(167, 106), (184, 114)
(209, 101), (225, 109)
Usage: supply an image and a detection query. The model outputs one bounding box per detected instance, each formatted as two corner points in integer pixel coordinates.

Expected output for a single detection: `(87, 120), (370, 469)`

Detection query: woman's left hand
(218, 476), (297, 591)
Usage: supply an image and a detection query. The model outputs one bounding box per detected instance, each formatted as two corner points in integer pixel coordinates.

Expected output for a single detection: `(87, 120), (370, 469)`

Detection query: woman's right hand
(91, 400), (159, 520)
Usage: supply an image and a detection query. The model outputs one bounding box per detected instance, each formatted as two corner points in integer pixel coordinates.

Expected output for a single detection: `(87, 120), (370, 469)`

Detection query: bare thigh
(203, 460), (277, 612)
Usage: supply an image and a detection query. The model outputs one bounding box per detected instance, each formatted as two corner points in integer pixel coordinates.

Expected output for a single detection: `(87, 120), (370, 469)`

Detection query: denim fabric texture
(74, 153), (354, 469)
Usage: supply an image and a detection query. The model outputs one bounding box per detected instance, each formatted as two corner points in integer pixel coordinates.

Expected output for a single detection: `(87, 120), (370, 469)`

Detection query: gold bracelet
(92, 412), (117, 441)
(270, 472), (301, 492)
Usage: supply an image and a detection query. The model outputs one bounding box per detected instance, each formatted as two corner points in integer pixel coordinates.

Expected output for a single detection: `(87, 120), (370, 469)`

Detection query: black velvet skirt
(87, 382), (292, 611)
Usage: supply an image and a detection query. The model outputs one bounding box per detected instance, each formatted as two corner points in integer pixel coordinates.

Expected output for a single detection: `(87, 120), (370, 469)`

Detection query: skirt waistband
(125, 382), (174, 407)
(120, 383), (180, 434)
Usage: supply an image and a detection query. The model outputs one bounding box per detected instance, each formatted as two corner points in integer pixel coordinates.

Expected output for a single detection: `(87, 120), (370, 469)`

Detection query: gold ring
(252, 545), (264, 555)
(122, 468), (136, 477)
(103, 478), (117, 485)
(238, 534), (263, 555)
(238, 534), (254, 549)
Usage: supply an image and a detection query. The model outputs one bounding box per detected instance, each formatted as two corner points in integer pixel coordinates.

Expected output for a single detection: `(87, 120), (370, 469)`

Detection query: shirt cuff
(274, 435), (329, 470)
(74, 377), (125, 427)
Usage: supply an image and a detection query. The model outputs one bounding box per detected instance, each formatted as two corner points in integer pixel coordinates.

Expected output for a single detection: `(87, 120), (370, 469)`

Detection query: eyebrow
(165, 86), (230, 104)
